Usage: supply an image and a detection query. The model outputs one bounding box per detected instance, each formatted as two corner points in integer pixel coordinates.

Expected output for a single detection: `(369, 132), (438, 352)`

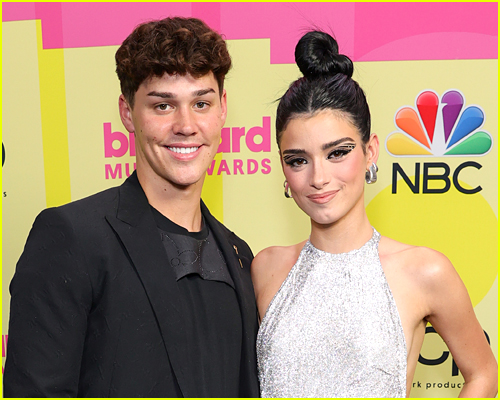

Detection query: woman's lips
(307, 190), (339, 204)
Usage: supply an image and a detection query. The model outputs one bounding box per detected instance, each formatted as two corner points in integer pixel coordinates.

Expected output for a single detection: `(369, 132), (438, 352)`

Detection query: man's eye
(195, 101), (209, 109)
(156, 104), (170, 111)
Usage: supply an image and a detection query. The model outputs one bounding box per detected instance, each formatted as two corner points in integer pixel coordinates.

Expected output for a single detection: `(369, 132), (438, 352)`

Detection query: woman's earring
(365, 162), (378, 184)
(284, 180), (292, 198)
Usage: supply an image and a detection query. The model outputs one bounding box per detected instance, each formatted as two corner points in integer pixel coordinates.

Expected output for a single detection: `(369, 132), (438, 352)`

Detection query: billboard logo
(386, 90), (492, 157)
(209, 116), (271, 176)
(103, 123), (136, 180)
(104, 123), (135, 158)
(103, 117), (272, 179)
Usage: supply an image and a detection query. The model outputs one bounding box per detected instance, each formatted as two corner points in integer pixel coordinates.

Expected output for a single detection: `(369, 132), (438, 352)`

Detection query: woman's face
(280, 110), (378, 226)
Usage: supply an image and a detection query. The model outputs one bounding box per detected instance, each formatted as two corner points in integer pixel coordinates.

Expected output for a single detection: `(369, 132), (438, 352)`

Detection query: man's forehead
(141, 71), (218, 93)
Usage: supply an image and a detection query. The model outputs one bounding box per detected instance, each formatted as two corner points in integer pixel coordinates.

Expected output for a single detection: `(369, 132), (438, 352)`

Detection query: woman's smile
(306, 190), (339, 204)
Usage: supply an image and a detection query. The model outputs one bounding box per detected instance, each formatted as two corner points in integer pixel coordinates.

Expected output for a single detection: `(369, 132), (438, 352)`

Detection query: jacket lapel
(105, 173), (195, 397)
(201, 202), (260, 396)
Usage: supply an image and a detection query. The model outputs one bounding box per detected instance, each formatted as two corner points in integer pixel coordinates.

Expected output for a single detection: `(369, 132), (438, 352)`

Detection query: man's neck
(137, 171), (204, 232)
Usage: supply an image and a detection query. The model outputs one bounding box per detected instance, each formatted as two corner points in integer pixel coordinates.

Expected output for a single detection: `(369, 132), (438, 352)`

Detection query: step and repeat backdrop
(2, 2), (497, 397)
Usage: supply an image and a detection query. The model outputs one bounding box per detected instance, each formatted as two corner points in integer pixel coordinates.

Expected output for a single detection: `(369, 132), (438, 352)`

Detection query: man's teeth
(168, 146), (199, 154)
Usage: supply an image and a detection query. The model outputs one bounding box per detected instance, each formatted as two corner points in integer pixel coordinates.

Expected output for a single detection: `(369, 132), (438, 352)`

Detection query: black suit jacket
(4, 172), (260, 397)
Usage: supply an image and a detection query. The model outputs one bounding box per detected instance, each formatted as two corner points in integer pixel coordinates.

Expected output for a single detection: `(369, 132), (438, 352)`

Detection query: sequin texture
(257, 229), (407, 398)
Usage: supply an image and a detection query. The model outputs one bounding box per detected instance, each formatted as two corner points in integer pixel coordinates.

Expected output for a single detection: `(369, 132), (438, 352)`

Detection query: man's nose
(173, 107), (196, 135)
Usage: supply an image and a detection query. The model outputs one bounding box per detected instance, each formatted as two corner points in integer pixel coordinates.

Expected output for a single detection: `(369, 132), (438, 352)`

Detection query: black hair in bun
(276, 30), (370, 150)
(295, 31), (353, 79)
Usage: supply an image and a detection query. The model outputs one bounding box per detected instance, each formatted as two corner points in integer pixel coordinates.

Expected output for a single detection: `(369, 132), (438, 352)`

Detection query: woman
(251, 31), (497, 398)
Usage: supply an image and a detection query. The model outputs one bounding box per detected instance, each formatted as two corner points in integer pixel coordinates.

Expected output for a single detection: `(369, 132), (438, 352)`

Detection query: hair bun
(295, 31), (353, 79)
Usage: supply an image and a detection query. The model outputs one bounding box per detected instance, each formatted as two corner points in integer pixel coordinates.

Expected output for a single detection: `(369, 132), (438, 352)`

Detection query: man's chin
(170, 174), (206, 190)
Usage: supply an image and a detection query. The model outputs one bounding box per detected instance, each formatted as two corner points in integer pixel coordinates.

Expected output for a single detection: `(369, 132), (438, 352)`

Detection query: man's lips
(307, 190), (339, 204)
(164, 144), (204, 160)
(167, 145), (201, 154)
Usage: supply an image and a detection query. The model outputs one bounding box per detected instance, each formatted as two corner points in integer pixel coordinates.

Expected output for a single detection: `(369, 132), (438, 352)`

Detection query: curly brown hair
(116, 17), (231, 108)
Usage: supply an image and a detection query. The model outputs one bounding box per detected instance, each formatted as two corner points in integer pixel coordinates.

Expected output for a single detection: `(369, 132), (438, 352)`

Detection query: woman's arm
(251, 243), (305, 322)
(422, 250), (497, 398)
(251, 247), (282, 321)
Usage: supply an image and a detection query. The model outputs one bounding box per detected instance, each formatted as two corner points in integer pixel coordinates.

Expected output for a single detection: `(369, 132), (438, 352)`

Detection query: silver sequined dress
(257, 229), (407, 398)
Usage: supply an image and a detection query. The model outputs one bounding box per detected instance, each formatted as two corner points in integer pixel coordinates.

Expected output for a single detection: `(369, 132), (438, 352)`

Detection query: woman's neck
(309, 209), (373, 255)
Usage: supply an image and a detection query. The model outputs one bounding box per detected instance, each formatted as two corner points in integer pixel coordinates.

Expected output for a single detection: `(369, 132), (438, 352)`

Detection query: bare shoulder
(251, 241), (307, 318)
(379, 236), (459, 289)
(251, 242), (305, 287)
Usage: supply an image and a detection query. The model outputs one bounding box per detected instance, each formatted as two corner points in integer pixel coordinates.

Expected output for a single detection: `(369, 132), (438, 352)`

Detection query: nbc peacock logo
(368, 88), (497, 379)
(385, 90), (493, 157)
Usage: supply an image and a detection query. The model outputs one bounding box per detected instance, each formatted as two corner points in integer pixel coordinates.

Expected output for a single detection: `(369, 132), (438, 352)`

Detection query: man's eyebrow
(321, 137), (355, 150)
(194, 88), (216, 97)
(147, 91), (174, 99)
(147, 88), (216, 99)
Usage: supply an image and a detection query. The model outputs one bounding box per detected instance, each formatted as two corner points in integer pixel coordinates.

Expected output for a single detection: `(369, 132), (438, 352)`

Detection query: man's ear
(366, 133), (379, 168)
(119, 94), (135, 133)
(220, 89), (228, 125)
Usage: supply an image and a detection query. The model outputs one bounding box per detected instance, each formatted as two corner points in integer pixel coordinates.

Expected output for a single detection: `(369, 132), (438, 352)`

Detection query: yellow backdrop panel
(2, 17), (497, 399)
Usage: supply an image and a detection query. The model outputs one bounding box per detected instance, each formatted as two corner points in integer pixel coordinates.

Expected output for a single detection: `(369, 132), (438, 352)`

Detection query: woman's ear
(366, 133), (379, 168)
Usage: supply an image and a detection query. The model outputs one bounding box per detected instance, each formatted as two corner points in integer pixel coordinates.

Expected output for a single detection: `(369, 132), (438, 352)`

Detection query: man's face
(119, 72), (226, 190)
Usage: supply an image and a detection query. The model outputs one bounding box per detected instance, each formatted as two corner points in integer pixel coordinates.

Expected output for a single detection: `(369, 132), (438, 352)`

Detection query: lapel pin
(233, 245), (244, 268)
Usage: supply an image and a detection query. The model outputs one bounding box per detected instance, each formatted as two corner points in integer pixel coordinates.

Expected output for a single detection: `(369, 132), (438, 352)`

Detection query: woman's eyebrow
(282, 148), (306, 156)
(321, 137), (355, 151)
(282, 137), (356, 156)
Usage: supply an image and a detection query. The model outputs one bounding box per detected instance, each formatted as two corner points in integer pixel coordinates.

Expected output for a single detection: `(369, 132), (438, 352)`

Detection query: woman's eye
(284, 157), (307, 168)
(328, 145), (355, 160)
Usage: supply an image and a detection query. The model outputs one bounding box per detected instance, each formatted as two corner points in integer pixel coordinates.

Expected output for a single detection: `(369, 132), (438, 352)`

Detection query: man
(4, 17), (260, 397)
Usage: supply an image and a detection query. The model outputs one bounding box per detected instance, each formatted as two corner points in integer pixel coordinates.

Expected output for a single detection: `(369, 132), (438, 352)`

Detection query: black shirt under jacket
(152, 207), (242, 398)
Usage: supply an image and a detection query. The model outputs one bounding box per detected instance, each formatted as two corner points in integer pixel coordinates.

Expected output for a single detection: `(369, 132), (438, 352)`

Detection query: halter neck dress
(256, 229), (407, 398)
